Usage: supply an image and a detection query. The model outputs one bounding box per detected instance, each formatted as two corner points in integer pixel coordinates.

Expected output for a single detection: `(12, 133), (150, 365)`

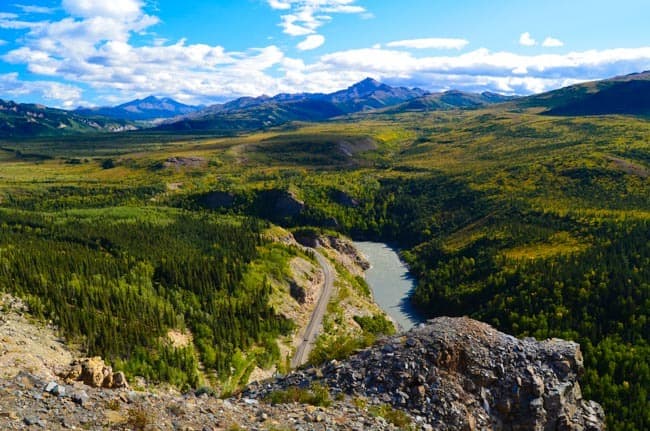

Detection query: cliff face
(248, 317), (605, 431)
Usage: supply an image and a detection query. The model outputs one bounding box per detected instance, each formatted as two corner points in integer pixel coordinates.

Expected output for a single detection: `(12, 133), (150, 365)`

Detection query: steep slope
(0, 99), (134, 138)
(75, 96), (202, 121)
(515, 71), (650, 116)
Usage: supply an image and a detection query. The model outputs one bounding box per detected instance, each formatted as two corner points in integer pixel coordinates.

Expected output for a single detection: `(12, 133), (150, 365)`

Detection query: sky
(1, 0), (650, 108)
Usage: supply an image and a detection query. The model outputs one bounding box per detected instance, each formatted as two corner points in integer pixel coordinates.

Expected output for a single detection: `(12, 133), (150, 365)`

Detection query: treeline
(0, 209), (292, 388)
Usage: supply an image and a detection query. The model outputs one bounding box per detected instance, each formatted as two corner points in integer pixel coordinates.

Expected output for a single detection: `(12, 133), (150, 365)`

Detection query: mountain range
(2, 72), (650, 138)
(156, 78), (485, 132)
(74, 96), (203, 121)
(0, 100), (134, 138)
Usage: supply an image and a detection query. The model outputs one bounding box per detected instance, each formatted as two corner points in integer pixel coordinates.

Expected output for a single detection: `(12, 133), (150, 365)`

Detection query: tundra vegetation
(0, 107), (648, 430)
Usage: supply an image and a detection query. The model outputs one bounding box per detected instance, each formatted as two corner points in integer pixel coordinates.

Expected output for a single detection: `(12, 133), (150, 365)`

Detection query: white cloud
(297, 34), (325, 51)
(0, 2), (292, 105)
(267, 0), (292, 10)
(310, 46), (650, 94)
(387, 38), (469, 50)
(543, 37), (564, 48)
(15, 4), (56, 14)
(1, 1), (650, 106)
(62, 0), (144, 20)
(0, 72), (82, 107)
(267, 0), (366, 36)
(519, 32), (537, 47)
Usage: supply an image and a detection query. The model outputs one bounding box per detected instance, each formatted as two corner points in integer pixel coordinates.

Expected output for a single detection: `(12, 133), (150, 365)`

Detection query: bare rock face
(247, 317), (605, 431)
(320, 235), (370, 271)
(61, 357), (128, 389)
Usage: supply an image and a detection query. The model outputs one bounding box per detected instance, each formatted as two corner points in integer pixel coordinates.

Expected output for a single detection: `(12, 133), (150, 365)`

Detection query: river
(353, 241), (424, 331)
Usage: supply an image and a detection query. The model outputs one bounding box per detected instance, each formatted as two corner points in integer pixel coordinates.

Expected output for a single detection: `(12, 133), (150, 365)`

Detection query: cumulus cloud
(267, 0), (292, 10)
(297, 34), (325, 50)
(0, 1), (293, 104)
(519, 32), (537, 46)
(267, 0), (365, 36)
(386, 38), (469, 50)
(311, 46), (650, 94)
(1, 1), (650, 106)
(543, 37), (564, 48)
(62, 0), (144, 20)
(0, 72), (82, 107)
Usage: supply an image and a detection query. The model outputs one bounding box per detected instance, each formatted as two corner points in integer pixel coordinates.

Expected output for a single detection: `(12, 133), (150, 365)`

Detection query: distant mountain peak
(75, 96), (202, 121)
(139, 95), (162, 103)
(348, 77), (388, 93)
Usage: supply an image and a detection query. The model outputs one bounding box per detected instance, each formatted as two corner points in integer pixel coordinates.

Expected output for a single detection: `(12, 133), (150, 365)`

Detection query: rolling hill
(515, 71), (650, 116)
(384, 90), (514, 113)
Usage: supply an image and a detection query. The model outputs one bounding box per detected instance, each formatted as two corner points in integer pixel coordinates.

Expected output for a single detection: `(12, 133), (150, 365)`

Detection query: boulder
(61, 357), (128, 389)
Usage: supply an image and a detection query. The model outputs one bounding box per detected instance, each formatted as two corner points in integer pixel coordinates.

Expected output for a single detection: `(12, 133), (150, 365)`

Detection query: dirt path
(291, 249), (335, 368)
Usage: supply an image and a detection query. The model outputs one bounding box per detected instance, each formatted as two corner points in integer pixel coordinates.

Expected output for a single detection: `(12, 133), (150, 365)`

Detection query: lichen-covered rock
(247, 317), (605, 431)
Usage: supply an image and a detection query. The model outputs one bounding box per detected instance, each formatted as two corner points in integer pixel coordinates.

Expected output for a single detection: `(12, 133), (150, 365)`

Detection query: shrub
(264, 383), (331, 407)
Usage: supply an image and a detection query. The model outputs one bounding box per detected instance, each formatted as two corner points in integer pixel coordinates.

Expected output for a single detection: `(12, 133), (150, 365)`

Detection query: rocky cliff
(247, 317), (605, 431)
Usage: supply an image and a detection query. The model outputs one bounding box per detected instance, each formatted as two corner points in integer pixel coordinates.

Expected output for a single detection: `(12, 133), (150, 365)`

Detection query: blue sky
(1, 0), (650, 108)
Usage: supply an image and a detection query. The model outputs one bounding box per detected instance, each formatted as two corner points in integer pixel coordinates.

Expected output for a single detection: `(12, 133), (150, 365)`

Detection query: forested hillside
(0, 208), (293, 389)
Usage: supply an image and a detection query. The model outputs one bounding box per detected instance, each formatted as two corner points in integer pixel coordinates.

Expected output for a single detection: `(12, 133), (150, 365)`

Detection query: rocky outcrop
(247, 317), (605, 431)
(320, 235), (370, 271)
(61, 357), (128, 389)
(289, 280), (307, 304)
(0, 291), (605, 430)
